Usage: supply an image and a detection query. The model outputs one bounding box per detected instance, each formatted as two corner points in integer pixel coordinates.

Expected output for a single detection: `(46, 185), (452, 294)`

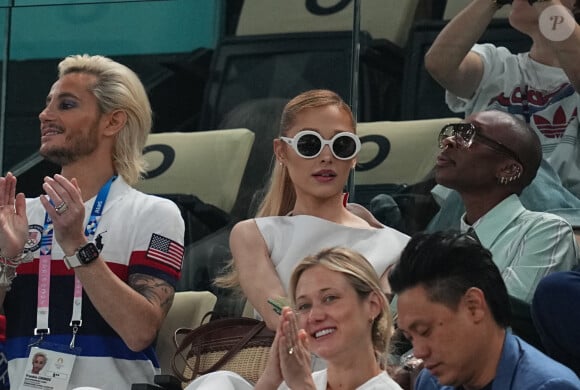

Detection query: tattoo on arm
(129, 273), (175, 315)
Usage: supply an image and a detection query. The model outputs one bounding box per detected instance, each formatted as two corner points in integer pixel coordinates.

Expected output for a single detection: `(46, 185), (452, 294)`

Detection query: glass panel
(15, 0), (156, 4)
(10, 0), (217, 59)
(354, 0), (440, 235)
(0, 6), (9, 183)
(174, 0), (357, 306)
(0, 1), (357, 305)
(3, 0), (355, 217)
(1, 1), (356, 213)
(214, 0), (355, 219)
(2, 0), (221, 178)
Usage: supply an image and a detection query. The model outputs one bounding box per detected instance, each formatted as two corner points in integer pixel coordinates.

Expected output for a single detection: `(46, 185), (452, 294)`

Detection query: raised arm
(532, 0), (580, 92)
(0, 173), (29, 306)
(41, 174), (182, 351)
(424, 0), (498, 98)
(230, 219), (286, 331)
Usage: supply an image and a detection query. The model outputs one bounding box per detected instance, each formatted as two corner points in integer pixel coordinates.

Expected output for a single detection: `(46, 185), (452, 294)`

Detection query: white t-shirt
(446, 43), (580, 196)
(5, 177), (185, 389)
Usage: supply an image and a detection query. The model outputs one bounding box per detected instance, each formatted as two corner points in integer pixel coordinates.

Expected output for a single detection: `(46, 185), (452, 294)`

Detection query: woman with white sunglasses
(217, 89), (409, 331)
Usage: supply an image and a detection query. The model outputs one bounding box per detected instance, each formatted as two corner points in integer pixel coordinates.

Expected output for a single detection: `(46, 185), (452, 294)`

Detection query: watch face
(78, 243), (100, 264)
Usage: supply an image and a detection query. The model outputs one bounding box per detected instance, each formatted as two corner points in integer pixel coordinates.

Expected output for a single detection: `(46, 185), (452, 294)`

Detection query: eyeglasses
(438, 123), (522, 164)
(280, 130), (361, 160)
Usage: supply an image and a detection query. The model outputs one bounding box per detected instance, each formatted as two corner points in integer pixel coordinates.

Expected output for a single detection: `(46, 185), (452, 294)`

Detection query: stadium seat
(354, 117), (461, 233)
(235, 0), (420, 47)
(134, 129), (255, 213)
(156, 291), (217, 375)
(198, 31), (368, 130)
(197, 31), (404, 219)
(355, 117), (460, 186)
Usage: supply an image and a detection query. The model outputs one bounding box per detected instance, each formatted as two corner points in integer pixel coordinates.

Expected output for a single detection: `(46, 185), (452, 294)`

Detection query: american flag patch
(146, 234), (184, 272)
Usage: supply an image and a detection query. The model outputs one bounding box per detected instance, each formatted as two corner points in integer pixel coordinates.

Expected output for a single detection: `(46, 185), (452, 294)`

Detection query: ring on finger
(55, 201), (69, 215)
(287, 346), (294, 355)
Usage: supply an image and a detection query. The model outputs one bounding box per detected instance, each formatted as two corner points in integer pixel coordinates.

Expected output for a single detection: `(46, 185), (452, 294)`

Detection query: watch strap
(63, 242), (99, 269)
(63, 249), (83, 269)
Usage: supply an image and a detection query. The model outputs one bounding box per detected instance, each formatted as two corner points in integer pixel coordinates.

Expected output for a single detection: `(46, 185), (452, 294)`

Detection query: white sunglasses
(280, 130), (361, 160)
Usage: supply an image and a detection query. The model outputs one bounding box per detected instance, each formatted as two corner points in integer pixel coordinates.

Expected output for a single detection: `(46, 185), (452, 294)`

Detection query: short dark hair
(389, 231), (511, 328)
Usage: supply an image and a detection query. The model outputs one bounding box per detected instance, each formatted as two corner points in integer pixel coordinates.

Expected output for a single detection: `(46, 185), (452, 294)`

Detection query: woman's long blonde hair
(256, 89), (355, 217)
(215, 89), (355, 289)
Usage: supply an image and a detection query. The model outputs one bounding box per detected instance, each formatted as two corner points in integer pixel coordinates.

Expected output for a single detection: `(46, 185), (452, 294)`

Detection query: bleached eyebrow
(45, 92), (79, 105)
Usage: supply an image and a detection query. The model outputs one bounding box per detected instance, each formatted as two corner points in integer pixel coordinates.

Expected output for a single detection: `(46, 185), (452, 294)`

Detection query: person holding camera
(425, 0), (580, 233)
(426, 0), (579, 190)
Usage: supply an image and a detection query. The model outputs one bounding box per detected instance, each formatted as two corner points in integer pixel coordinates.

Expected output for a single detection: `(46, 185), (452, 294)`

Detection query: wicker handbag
(171, 314), (275, 385)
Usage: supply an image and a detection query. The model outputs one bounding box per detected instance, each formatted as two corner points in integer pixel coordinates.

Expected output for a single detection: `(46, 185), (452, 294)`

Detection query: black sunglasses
(438, 123), (522, 164)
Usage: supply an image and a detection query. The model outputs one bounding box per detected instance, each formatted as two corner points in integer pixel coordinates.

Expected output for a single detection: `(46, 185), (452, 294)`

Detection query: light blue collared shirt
(463, 194), (579, 303)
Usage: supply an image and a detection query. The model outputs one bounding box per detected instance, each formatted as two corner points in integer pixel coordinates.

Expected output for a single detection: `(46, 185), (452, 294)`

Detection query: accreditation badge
(19, 346), (77, 390)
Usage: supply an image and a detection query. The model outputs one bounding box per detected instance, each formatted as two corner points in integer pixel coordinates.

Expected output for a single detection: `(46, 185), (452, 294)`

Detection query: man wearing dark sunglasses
(433, 110), (578, 305)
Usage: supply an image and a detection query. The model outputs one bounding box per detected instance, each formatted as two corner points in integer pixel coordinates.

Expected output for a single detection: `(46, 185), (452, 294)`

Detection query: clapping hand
(39, 174), (86, 256)
(0, 173), (29, 258)
(278, 307), (315, 390)
(255, 324), (283, 389)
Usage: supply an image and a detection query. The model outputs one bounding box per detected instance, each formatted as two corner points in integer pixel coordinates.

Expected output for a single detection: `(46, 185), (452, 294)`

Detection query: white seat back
(235, 0), (420, 47)
(156, 291), (217, 375)
(134, 128), (255, 213)
(356, 118), (461, 185)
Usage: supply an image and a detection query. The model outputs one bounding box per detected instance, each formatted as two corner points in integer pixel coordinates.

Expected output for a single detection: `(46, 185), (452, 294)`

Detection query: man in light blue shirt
(435, 110), (578, 304)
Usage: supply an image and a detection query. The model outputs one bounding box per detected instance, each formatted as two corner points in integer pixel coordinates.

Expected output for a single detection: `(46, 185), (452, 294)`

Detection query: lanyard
(35, 176), (115, 343)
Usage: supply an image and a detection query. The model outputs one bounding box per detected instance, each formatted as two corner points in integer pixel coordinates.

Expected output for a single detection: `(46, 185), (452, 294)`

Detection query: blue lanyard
(35, 176), (116, 337)
(40, 176), (116, 255)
